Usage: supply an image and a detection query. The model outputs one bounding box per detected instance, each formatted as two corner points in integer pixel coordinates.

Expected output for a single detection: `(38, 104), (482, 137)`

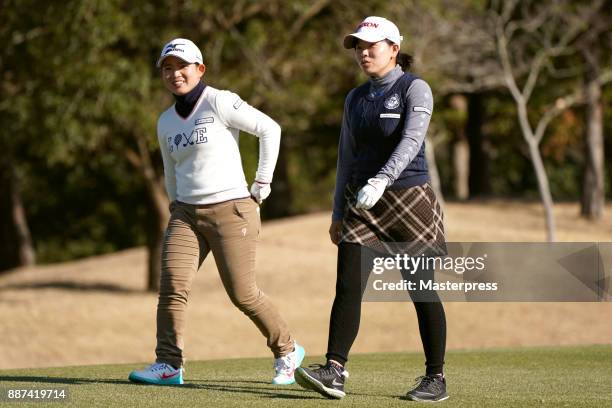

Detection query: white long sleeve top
(157, 85), (281, 204)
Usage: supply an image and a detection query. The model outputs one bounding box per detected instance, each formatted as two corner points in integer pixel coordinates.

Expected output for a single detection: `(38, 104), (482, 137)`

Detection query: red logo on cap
(358, 22), (379, 29)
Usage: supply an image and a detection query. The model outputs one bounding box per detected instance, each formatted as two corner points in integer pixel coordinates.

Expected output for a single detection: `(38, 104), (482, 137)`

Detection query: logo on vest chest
(383, 93), (401, 109)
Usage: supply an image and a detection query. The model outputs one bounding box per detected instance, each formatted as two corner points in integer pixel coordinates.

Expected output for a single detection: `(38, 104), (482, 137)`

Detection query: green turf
(0, 345), (611, 407)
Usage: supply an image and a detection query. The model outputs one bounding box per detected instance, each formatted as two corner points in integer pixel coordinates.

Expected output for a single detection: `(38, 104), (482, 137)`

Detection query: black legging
(326, 242), (446, 375)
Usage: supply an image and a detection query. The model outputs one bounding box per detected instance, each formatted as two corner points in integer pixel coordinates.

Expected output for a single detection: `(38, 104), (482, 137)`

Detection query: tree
(581, 47), (605, 220)
(0, 0), (170, 288)
(491, 0), (607, 241)
(0, 161), (35, 271)
(389, 1), (504, 201)
(577, 11), (611, 220)
(0, 0), (42, 271)
(448, 94), (470, 200)
(0, 0), (376, 284)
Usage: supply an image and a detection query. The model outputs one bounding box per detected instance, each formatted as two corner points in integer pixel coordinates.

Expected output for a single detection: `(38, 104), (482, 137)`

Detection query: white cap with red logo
(156, 38), (203, 67)
(343, 16), (403, 49)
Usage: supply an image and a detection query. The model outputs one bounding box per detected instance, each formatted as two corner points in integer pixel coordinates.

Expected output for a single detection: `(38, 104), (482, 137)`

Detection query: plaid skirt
(339, 182), (447, 256)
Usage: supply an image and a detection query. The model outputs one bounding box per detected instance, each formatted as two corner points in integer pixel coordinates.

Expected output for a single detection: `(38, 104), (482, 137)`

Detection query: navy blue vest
(348, 73), (429, 189)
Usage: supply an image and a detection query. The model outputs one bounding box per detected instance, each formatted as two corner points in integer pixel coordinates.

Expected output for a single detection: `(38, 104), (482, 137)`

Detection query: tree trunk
(450, 94), (470, 200)
(145, 197), (167, 293)
(0, 160), (35, 272)
(143, 181), (169, 293)
(425, 136), (445, 209)
(453, 140), (470, 200)
(261, 139), (293, 219)
(580, 49), (604, 220)
(467, 92), (491, 196)
(125, 136), (169, 292)
(513, 96), (557, 242)
(527, 141), (557, 242)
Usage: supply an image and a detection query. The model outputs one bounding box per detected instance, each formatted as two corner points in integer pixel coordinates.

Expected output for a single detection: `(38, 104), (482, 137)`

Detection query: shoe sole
(403, 393), (449, 402)
(272, 378), (295, 385)
(128, 374), (183, 385)
(294, 368), (345, 399)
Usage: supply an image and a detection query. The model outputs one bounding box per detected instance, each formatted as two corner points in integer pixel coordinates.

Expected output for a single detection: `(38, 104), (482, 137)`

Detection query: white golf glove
(356, 177), (389, 210)
(250, 181), (271, 204)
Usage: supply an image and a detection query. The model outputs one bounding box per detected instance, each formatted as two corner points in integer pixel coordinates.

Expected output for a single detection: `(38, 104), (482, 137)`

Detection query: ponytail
(384, 39), (413, 72)
(396, 53), (413, 72)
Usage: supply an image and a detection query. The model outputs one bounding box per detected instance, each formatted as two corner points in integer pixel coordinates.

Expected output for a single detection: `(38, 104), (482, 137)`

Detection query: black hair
(385, 39), (413, 72)
(396, 53), (413, 72)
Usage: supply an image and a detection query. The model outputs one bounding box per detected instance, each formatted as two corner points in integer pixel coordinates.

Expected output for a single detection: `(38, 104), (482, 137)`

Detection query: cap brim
(156, 52), (199, 68)
(343, 32), (386, 49)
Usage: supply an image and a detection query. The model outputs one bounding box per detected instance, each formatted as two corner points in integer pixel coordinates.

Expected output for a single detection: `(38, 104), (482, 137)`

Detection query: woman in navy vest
(295, 17), (448, 402)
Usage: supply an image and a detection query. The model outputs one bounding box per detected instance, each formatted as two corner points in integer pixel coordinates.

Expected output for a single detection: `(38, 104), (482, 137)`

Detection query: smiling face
(160, 56), (206, 95)
(354, 39), (399, 78)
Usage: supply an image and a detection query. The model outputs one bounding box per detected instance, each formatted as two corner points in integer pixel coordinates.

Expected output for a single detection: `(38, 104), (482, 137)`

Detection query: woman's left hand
(356, 177), (388, 210)
(250, 181), (271, 204)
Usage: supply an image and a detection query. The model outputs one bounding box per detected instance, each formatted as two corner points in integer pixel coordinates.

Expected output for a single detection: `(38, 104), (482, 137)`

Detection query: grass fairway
(0, 345), (610, 407)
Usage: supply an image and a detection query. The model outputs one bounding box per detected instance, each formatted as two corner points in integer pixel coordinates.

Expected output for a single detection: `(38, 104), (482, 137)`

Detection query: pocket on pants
(233, 200), (249, 219)
(233, 199), (260, 237)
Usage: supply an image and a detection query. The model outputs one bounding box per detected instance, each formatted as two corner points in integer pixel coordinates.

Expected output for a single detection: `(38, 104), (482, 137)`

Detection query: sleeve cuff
(375, 174), (392, 187)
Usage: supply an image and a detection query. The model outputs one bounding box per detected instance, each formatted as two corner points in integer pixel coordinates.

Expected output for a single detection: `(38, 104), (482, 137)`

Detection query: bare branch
(123, 148), (142, 169)
(522, 50), (547, 101)
(531, 65), (609, 145)
(214, 0), (330, 93)
(534, 92), (583, 144)
(495, 17), (523, 104)
(545, 62), (582, 80)
(505, 3), (549, 42)
(269, 0), (331, 67)
(226, 25), (281, 92)
(500, 0), (518, 23)
(288, 0), (330, 38)
(437, 74), (506, 94)
(521, 2), (595, 100)
(219, 1), (269, 29)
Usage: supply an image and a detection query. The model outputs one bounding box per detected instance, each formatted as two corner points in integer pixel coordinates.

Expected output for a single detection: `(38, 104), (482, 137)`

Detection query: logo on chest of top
(383, 93), (401, 109)
(195, 117), (214, 125)
(167, 127), (207, 152)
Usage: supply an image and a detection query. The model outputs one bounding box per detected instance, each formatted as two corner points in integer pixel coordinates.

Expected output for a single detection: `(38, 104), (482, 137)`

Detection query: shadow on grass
(0, 376), (319, 400)
(0, 376), (129, 385)
(180, 381), (317, 399)
(0, 281), (139, 293)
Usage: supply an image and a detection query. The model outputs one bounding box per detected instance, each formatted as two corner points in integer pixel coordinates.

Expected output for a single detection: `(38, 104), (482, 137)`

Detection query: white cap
(156, 38), (203, 67)
(343, 16), (403, 49)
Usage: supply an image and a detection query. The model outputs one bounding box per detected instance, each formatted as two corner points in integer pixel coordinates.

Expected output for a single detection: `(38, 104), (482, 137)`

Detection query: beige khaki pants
(155, 197), (293, 368)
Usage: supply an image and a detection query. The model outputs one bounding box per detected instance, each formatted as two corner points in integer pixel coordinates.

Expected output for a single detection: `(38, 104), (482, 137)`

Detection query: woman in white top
(128, 38), (304, 386)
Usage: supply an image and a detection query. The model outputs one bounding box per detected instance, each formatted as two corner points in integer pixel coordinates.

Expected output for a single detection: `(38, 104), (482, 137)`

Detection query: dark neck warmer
(174, 81), (206, 118)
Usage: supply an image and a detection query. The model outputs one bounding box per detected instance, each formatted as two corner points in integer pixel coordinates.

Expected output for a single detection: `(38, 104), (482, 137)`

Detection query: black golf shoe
(404, 374), (449, 402)
(295, 362), (349, 399)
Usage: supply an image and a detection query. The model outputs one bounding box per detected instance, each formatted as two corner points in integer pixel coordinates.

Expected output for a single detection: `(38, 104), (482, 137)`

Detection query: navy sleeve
(332, 90), (357, 222)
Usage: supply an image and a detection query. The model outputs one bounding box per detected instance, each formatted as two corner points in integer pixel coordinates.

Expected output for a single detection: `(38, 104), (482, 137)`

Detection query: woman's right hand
(329, 221), (342, 245)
